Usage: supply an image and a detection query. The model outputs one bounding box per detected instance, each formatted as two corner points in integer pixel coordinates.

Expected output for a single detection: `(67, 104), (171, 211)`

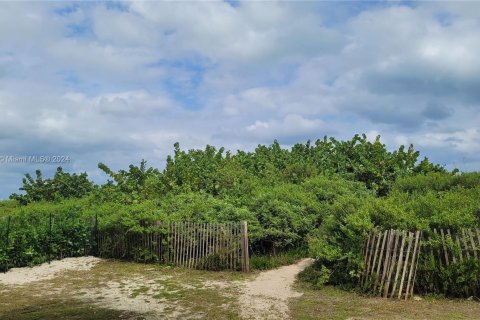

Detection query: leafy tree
(10, 167), (94, 205)
(96, 160), (161, 204)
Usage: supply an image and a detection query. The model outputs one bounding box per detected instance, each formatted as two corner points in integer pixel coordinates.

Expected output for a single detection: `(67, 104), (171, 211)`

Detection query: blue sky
(1, 1), (480, 199)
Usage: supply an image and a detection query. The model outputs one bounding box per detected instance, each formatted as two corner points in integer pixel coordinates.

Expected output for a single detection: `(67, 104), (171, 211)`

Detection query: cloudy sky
(1, 1), (479, 199)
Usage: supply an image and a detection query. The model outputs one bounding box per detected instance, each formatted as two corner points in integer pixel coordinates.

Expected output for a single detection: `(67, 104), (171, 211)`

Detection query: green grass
(0, 300), (140, 320)
(290, 283), (480, 320)
(250, 248), (308, 270)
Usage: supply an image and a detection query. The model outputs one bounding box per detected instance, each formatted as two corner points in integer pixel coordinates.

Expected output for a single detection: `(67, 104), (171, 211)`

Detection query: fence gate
(361, 229), (422, 299)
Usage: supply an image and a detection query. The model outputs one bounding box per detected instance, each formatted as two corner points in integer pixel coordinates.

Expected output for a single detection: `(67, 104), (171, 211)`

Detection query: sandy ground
(80, 276), (186, 320)
(0, 256), (102, 285)
(0, 256), (313, 319)
(239, 258), (314, 320)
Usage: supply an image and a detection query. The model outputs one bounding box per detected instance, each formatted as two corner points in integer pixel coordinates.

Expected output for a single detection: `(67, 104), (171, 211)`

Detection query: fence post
(95, 213), (99, 256)
(48, 213), (53, 264)
(241, 221), (249, 273)
(2, 216), (11, 273)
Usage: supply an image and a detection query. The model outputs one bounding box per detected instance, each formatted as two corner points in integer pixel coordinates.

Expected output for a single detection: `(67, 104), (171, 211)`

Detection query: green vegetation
(305, 172), (480, 296)
(10, 167), (94, 205)
(0, 203), (92, 271)
(290, 283), (480, 320)
(1, 134), (479, 297)
(250, 247), (307, 270)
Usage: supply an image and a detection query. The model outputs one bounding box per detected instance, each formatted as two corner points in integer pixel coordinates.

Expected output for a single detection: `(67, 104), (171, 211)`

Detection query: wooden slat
(398, 232), (413, 299)
(461, 229), (471, 259)
(410, 231), (423, 299)
(467, 229), (477, 259)
(378, 230), (394, 295)
(174, 223), (178, 265)
(447, 229), (457, 264)
(476, 229), (480, 254)
(184, 222), (188, 268)
(367, 231), (382, 287)
(175, 222), (179, 265)
(374, 230), (388, 293)
(433, 229), (442, 268)
(194, 222), (198, 268)
(361, 232), (373, 286)
(405, 231), (421, 300)
(361, 232), (372, 285)
(391, 231), (406, 297)
(194, 223), (199, 268)
(233, 222), (237, 270)
(185, 222), (189, 268)
(181, 222), (185, 267)
(206, 222), (211, 270)
(370, 231), (382, 281)
(227, 223), (231, 270)
(203, 222), (207, 269)
(364, 232), (377, 286)
(171, 223), (176, 265)
(440, 229), (449, 266)
(455, 234), (464, 261)
(188, 222), (194, 269)
(384, 230), (400, 297)
(241, 221), (249, 272)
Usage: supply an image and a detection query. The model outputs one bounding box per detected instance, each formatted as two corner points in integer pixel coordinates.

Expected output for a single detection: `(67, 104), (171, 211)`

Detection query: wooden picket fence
(361, 229), (422, 299)
(97, 221), (249, 272)
(426, 228), (480, 266)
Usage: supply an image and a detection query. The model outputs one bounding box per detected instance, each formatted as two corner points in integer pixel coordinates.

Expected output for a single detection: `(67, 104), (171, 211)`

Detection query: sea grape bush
(10, 167), (94, 205)
(3, 134), (479, 297)
(305, 172), (480, 296)
(0, 206), (92, 271)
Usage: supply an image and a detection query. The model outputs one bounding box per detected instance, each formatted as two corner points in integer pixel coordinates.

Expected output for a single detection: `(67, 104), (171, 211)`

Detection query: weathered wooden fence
(361, 229), (422, 299)
(97, 221), (250, 272)
(361, 228), (480, 299)
(426, 228), (480, 266)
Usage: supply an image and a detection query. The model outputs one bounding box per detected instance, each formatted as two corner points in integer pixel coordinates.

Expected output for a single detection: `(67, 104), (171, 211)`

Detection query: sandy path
(239, 258), (314, 320)
(0, 256), (102, 285)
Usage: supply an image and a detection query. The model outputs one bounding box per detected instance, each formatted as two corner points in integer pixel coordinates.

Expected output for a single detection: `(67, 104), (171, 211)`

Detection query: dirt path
(239, 258), (314, 320)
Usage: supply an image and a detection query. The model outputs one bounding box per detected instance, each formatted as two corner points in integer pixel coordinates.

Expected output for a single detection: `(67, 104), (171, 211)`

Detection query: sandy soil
(80, 276), (186, 320)
(0, 256), (313, 319)
(239, 258), (314, 320)
(0, 256), (102, 285)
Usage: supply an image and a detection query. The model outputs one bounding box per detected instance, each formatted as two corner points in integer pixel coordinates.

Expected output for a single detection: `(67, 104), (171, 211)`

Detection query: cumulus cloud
(0, 1), (479, 198)
(245, 114), (327, 142)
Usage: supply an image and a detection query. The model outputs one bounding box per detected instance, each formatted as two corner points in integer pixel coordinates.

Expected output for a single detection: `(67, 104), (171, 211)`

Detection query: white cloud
(245, 114), (326, 141)
(1, 1), (480, 198)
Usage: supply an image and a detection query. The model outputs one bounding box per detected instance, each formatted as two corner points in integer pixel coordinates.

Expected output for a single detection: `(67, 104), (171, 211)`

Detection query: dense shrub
(0, 203), (92, 271)
(305, 172), (480, 296)
(250, 247), (308, 270)
(3, 135), (479, 297)
(416, 233), (480, 297)
(10, 167), (95, 205)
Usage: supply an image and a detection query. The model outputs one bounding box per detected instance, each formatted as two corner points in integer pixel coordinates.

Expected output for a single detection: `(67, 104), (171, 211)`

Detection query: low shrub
(250, 247), (308, 270)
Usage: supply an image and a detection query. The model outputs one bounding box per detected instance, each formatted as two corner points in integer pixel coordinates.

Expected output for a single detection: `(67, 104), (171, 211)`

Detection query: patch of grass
(130, 286), (149, 298)
(0, 299), (139, 320)
(290, 283), (480, 320)
(297, 263), (331, 289)
(250, 247), (308, 270)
